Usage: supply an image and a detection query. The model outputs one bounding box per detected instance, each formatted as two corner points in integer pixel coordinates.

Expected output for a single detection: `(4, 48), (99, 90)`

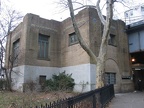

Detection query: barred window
(69, 32), (78, 45)
(39, 75), (46, 85)
(105, 73), (116, 85)
(38, 34), (49, 60)
(108, 34), (116, 46)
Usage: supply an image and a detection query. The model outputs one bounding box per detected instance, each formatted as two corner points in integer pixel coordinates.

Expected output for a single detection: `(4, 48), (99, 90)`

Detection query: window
(13, 39), (20, 65)
(105, 73), (116, 85)
(128, 9), (133, 16)
(38, 34), (49, 60)
(125, 12), (129, 18)
(141, 6), (144, 12)
(69, 32), (78, 45)
(130, 10), (133, 16)
(39, 75), (46, 85)
(108, 34), (116, 46)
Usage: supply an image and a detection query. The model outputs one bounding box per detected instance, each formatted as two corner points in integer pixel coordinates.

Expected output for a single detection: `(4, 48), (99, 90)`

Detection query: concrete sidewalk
(107, 91), (144, 108)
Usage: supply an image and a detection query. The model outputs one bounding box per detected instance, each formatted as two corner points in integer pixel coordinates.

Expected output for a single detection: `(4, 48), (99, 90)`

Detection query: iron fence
(34, 84), (114, 108)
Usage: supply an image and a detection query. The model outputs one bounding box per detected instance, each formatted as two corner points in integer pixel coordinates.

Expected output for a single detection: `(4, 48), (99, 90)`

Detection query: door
(133, 69), (144, 91)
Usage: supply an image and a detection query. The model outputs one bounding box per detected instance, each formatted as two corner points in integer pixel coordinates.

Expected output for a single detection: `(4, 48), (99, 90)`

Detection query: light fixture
(132, 58), (135, 62)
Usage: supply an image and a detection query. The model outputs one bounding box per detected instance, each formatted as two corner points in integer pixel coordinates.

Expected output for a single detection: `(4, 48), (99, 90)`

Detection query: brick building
(5, 7), (134, 92)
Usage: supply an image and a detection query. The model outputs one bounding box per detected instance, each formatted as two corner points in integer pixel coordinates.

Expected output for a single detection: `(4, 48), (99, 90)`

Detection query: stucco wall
(12, 66), (25, 91)
(12, 64), (96, 92)
(60, 63), (96, 92)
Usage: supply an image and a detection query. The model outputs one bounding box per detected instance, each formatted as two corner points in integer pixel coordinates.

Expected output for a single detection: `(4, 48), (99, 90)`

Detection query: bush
(0, 79), (7, 90)
(45, 71), (75, 91)
(23, 80), (37, 92)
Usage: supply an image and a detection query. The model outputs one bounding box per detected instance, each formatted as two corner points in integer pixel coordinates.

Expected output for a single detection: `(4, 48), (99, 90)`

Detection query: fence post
(93, 94), (96, 108)
(68, 97), (73, 108)
(100, 89), (103, 108)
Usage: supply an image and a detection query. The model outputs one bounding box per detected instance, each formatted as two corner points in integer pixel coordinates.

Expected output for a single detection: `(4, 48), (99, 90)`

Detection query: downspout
(7, 32), (12, 69)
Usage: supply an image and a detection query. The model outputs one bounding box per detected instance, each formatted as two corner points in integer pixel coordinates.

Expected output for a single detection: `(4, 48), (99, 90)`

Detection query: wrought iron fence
(34, 84), (114, 108)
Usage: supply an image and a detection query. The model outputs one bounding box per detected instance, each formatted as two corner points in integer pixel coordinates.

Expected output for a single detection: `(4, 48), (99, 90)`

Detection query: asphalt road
(107, 91), (144, 108)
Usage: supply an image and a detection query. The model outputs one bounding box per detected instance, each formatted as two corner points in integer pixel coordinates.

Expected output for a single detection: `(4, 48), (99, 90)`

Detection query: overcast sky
(5, 0), (144, 21)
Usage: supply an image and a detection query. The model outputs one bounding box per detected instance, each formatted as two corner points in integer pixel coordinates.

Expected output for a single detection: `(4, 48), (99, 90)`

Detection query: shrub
(45, 71), (75, 91)
(23, 80), (37, 92)
(0, 79), (7, 90)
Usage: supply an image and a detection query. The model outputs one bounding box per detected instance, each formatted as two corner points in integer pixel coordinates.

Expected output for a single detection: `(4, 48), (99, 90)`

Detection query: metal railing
(34, 84), (114, 108)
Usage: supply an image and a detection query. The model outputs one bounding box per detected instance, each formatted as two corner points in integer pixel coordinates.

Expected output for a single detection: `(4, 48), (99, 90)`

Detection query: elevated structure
(127, 20), (144, 90)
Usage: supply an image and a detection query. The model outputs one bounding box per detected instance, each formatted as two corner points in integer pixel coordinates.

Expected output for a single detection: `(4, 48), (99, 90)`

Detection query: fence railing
(34, 84), (114, 108)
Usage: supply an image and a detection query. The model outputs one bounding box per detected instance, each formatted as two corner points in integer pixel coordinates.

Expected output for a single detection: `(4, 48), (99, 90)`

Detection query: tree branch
(99, 0), (113, 57)
(67, 0), (97, 64)
(96, 0), (106, 25)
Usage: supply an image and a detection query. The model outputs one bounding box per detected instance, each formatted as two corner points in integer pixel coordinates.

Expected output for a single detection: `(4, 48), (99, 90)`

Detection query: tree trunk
(4, 69), (12, 91)
(96, 57), (105, 88)
(67, 0), (113, 89)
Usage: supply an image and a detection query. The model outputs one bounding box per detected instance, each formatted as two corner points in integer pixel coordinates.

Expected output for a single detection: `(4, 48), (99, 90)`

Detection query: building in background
(5, 7), (133, 92)
(125, 3), (144, 91)
(124, 3), (144, 25)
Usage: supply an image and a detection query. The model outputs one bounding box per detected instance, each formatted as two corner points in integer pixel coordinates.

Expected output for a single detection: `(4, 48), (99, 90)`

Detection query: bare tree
(0, 3), (23, 91)
(66, 0), (114, 88)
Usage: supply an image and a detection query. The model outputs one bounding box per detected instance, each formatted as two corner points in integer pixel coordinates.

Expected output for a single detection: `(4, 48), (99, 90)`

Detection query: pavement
(107, 91), (144, 108)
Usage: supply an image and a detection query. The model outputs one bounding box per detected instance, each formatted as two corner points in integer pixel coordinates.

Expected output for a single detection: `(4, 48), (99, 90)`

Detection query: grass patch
(0, 91), (77, 108)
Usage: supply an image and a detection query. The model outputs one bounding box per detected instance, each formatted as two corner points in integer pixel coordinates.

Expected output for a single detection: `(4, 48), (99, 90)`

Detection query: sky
(7, 0), (71, 21)
(3, 0), (144, 21)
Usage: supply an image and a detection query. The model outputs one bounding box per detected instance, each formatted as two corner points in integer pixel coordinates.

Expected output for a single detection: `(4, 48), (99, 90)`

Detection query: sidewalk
(107, 91), (144, 108)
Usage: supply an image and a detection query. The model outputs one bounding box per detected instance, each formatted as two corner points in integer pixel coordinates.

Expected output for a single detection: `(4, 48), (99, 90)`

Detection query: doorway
(133, 69), (144, 91)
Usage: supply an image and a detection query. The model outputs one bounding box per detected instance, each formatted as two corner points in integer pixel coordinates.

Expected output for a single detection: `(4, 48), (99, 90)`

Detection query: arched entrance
(105, 59), (121, 92)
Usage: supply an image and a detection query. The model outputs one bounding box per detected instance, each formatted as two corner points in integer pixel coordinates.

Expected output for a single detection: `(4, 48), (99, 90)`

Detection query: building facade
(5, 7), (133, 92)
(124, 3), (144, 25)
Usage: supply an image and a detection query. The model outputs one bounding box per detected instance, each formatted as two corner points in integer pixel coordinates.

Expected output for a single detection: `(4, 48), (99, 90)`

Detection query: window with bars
(39, 75), (46, 85)
(105, 73), (116, 85)
(13, 39), (20, 65)
(38, 34), (49, 60)
(69, 32), (78, 45)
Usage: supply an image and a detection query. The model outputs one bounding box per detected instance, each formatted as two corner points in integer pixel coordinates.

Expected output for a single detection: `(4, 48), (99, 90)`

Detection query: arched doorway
(105, 59), (121, 92)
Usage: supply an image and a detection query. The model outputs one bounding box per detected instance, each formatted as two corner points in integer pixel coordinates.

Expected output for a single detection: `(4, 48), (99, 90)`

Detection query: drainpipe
(7, 32), (12, 69)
